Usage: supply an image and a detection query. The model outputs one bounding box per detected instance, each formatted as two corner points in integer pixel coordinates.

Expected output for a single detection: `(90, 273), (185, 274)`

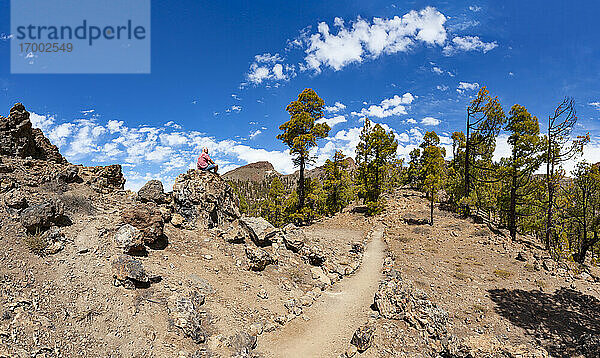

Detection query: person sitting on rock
(197, 147), (218, 173)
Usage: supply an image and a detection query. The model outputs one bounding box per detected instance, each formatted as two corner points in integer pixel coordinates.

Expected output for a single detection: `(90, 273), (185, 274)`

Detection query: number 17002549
(19, 42), (73, 53)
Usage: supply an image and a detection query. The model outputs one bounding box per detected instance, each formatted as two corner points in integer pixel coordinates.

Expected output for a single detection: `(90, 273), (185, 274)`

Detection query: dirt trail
(257, 225), (386, 358)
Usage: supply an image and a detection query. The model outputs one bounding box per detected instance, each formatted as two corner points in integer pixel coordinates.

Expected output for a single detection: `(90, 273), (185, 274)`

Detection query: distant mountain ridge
(223, 157), (357, 183)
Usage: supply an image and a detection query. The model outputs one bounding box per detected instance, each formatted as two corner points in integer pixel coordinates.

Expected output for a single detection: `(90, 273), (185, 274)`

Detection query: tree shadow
(488, 287), (600, 357)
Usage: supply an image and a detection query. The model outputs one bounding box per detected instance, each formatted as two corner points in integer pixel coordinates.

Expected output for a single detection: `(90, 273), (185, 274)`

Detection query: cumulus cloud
(437, 84), (449, 91)
(245, 53), (296, 85)
(457, 81), (479, 93)
(316, 115), (347, 127)
(244, 7), (498, 86)
(443, 36), (498, 55)
(351, 93), (415, 118)
(420, 116), (440, 126)
(29, 112), (55, 133)
(302, 7), (448, 73)
(325, 101), (347, 113)
(469, 5), (482, 12)
(27, 111), (300, 191)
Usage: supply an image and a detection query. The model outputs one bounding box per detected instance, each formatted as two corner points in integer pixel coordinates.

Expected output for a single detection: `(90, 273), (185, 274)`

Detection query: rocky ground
(0, 104), (370, 358)
(365, 189), (600, 358)
(1, 103), (600, 358)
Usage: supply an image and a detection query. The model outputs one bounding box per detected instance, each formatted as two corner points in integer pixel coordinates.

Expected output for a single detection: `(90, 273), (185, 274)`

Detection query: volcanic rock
(172, 170), (240, 229)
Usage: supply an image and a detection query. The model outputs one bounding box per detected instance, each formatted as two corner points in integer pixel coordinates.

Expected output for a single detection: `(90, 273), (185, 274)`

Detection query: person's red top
(197, 152), (210, 169)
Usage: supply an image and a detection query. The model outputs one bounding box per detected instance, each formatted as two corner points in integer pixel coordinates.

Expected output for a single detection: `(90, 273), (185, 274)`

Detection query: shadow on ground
(489, 287), (600, 357)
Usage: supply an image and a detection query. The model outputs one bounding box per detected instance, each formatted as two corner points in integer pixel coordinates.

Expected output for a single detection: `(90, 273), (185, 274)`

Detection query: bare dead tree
(545, 97), (589, 250)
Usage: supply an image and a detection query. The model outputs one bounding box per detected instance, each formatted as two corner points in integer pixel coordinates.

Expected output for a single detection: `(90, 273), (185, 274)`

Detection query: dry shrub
(25, 230), (48, 256)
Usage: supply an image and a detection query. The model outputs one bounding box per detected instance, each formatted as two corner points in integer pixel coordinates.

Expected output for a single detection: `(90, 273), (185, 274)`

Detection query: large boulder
(0, 103), (65, 163)
(121, 203), (164, 245)
(4, 189), (28, 209)
(168, 289), (206, 343)
(112, 255), (150, 289)
(374, 270), (448, 339)
(20, 199), (69, 233)
(114, 224), (144, 254)
(242, 216), (280, 246)
(282, 224), (306, 253)
(219, 219), (257, 244)
(137, 180), (168, 204)
(172, 170), (240, 229)
(245, 246), (275, 271)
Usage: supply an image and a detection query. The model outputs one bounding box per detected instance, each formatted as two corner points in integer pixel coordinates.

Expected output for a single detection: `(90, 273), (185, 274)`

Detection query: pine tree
(278, 88), (330, 215)
(323, 151), (353, 215)
(560, 162), (600, 263)
(499, 104), (543, 241)
(463, 87), (505, 211)
(407, 148), (421, 189)
(260, 177), (287, 227)
(419, 131), (447, 225)
(355, 119), (398, 215)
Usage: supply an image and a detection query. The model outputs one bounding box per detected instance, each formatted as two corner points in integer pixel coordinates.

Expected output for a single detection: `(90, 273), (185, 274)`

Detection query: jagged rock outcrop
(172, 169), (240, 229)
(81, 164), (126, 194)
(0, 103), (65, 163)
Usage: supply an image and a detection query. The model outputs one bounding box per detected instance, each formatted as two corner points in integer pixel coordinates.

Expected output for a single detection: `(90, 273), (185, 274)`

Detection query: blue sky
(1, 0), (599, 190)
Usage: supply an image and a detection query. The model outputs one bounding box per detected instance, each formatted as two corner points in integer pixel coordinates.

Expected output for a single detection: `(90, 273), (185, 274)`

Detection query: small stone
(346, 344), (358, 357)
(171, 213), (185, 227)
(257, 289), (268, 300)
(351, 324), (375, 352)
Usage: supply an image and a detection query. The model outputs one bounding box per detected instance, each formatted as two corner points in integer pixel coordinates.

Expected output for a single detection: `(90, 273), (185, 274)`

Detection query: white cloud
(436, 84), (449, 91)
(246, 53), (296, 85)
(469, 5), (482, 12)
(302, 7), (448, 72)
(421, 116), (440, 126)
(405, 118), (417, 124)
(226, 105), (242, 113)
(249, 129), (262, 139)
(316, 115), (347, 127)
(325, 101), (347, 113)
(457, 81), (479, 93)
(432, 66), (444, 74)
(444, 36), (498, 55)
(351, 93), (415, 118)
(589, 102), (600, 110)
(29, 112), (55, 133)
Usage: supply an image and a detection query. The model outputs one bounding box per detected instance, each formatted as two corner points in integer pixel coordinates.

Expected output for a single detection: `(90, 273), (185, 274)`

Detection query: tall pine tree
(278, 88), (330, 215)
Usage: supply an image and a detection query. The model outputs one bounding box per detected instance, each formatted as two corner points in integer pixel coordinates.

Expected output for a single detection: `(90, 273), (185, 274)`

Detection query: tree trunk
(430, 190), (434, 226)
(509, 170), (517, 241)
(298, 155), (305, 211)
(464, 112), (471, 211)
(545, 143), (554, 250)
